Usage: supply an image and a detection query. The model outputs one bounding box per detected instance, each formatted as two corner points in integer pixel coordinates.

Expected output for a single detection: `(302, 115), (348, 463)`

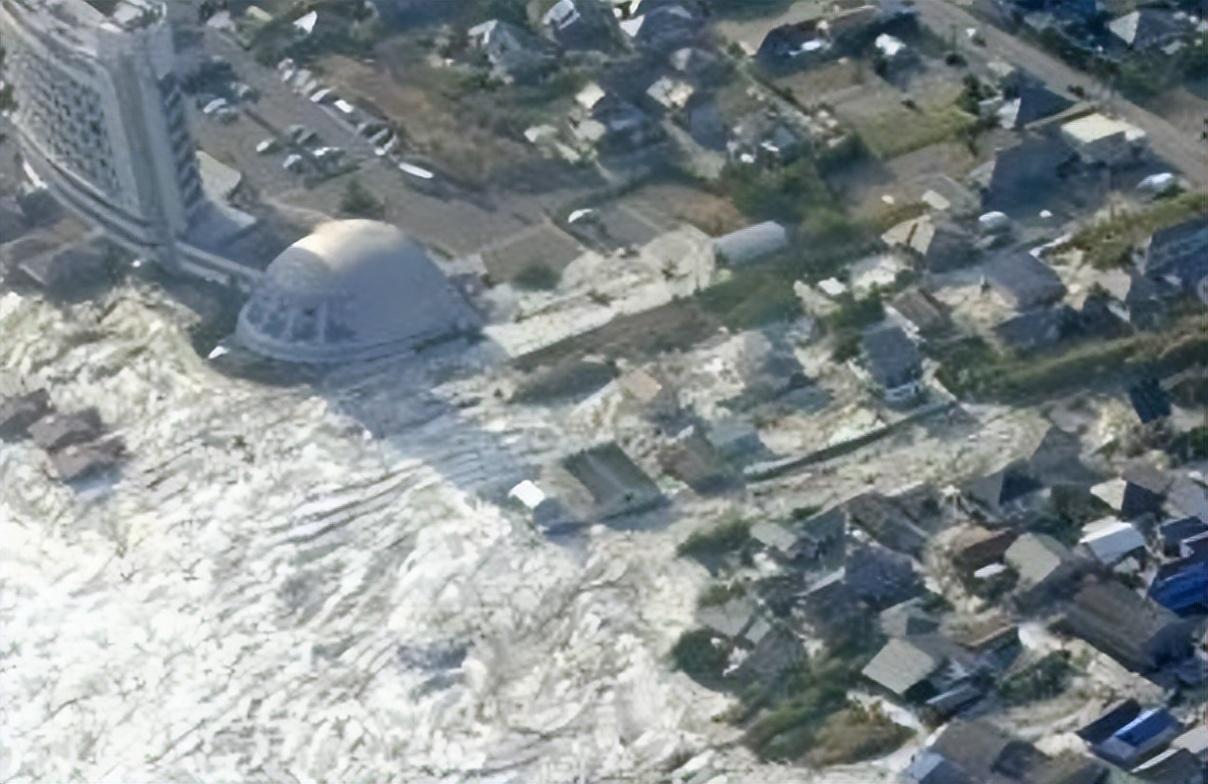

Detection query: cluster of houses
(459, 0), (901, 168)
(663, 394), (1208, 777)
(996, 0), (1208, 63)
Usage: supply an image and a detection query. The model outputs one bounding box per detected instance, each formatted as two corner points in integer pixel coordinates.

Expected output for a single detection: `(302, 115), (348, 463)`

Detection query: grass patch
(852, 103), (977, 160)
(804, 704), (914, 766)
(744, 654), (865, 761)
(725, 158), (833, 224)
(934, 316), (1208, 403)
(1069, 191), (1207, 270)
(699, 268), (804, 330)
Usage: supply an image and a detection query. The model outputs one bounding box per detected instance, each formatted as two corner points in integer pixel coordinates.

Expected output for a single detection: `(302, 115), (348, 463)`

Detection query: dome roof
(237, 220), (474, 362)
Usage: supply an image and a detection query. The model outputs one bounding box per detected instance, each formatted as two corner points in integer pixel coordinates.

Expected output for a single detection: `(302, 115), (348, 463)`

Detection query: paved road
(918, 1), (1208, 187)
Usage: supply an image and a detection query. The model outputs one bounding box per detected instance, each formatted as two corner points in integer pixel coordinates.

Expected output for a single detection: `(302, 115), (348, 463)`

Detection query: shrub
(826, 292), (884, 332)
(340, 178), (384, 219)
(678, 518), (752, 559)
(998, 652), (1075, 705)
(724, 159), (832, 223)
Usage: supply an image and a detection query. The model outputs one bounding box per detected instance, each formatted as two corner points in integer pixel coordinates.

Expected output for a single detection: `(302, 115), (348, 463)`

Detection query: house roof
(1079, 518), (1146, 565)
(714, 0), (827, 55)
(1123, 463), (1172, 496)
(561, 442), (662, 515)
(983, 251), (1067, 310)
(861, 325), (922, 389)
(844, 544), (921, 606)
(880, 599), (941, 638)
(862, 637), (943, 695)
(1069, 580), (1184, 648)
(1166, 476), (1208, 521)
(999, 79), (1074, 129)
(749, 521), (801, 554)
(982, 137), (1077, 217)
(0, 388), (52, 439)
(1078, 698), (1142, 744)
(1005, 533), (1072, 586)
(1062, 113), (1146, 146)
(890, 287), (951, 335)
(928, 720), (1017, 778)
(1150, 214), (1208, 252)
(1108, 9), (1186, 49)
(995, 306), (1074, 352)
(1159, 516), (1208, 547)
(966, 460), (1044, 513)
(1128, 378), (1172, 424)
(1130, 747), (1202, 783)
(696, 596), (757, 638)
(28, 408), (103, 452)
(1028, 426), (1100, 487)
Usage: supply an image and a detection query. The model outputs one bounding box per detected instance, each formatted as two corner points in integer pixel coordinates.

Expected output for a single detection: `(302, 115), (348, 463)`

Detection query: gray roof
(890, 287), (950, 334)
(562, 442), (663, 515)
(28, 408), (103, 452)
(861, 326), (922, 389)
(237, 220), (475, 363)
(0, 389), (52, 439)
(862, 637), (943, 695)
(1005, 533), (1072, 586)
(984, 251), (1067, 310)
(995, 306), (1073, 352)
(713, 221), (788, 265)
(51, 437), (123, 482)
(696, 596), (757, 638)
(749, 521), (800, 554)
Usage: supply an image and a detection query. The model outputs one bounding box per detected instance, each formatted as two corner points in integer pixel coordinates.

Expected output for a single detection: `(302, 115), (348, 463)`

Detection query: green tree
(671, 629), (729, 683)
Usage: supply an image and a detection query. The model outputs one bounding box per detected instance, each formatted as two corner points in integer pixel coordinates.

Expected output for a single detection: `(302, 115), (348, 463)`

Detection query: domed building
(237, 220), (477, 363)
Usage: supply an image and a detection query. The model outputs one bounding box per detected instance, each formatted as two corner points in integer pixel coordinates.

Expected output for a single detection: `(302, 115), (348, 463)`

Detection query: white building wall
(0, 0), (209, 274)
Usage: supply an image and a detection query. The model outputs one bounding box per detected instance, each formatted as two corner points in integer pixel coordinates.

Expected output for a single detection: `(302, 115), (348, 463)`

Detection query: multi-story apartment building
(0, 0), (257, 285)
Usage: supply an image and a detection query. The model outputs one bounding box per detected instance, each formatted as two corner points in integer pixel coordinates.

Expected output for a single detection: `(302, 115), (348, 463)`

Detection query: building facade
(0, 0), (254, 284)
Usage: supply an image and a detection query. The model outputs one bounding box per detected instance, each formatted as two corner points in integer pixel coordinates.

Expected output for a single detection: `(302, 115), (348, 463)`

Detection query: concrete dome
(237, 220), (473, 362)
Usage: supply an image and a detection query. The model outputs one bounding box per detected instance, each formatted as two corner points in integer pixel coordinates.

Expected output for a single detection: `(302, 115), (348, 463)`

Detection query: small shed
(28, 408), (103, 452)
(712, 221), (788, 266)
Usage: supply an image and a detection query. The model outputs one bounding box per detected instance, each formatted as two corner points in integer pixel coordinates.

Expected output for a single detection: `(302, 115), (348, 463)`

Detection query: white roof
(1090, 478), (1127, 512)
(818, 277), (847, 297)
(875, 33), (905, 57)
(292, 10), (318, 35)
(1108, 11), (1142, 44)
(1079, 518), (1146, 565)
(1062, 113), (1146, 145)
(509, 480), (547, 510)
(237, 220), (473, 362)
(575, 82), (606, 111)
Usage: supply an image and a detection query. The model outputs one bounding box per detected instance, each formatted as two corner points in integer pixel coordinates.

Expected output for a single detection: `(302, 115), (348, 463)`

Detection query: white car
(201, 97), (228, 115)
(255, 138), (279, 155)
(282, 154), (305, 173)
(398, 161), (435, 181)
(309, 87), (334, 104)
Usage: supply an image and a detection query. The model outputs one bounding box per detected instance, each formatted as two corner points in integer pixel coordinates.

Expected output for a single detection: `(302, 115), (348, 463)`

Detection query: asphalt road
(917, 1), (1208, 186)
